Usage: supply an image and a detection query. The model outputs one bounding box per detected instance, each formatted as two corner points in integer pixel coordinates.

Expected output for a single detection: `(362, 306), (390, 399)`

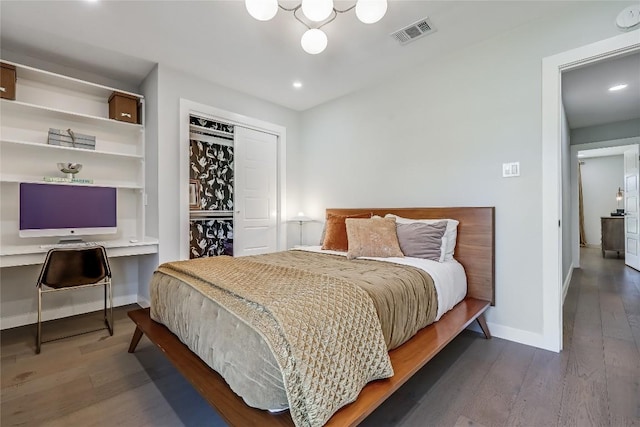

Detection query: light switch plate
(503, 162), (520, 177)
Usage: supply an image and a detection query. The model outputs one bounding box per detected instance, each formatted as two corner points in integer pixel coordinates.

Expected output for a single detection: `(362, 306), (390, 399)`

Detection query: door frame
(178, 99), (287, 260)
(542, 30), (640, 352)
(570, 139), (640, 272)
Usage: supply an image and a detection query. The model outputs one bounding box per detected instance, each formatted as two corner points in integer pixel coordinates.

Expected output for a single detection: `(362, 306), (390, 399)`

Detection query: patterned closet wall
(189, 115), (235, 258)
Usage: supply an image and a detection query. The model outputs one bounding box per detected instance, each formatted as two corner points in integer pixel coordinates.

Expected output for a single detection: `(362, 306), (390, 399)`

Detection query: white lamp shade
(355, 0), (387, 24)
(301, 0), (334, 22)
(245, 0), (278, 21)
(291, 213), (312, 222)
(301, 29), (328, 54)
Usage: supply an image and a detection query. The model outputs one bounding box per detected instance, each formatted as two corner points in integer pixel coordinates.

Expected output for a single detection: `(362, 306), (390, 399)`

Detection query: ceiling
(0, 1), (615, 111)
(563, 52), (640, 129)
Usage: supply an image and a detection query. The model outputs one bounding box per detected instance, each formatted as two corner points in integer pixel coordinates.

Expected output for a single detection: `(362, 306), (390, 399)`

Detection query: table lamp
(616, 187), (624, 214)
(290, 212), (312, 245)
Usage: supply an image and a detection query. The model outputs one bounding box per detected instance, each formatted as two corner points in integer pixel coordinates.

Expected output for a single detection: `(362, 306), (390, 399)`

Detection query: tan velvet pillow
(345, 217), (404, 260)
(321, 212), (371, 251)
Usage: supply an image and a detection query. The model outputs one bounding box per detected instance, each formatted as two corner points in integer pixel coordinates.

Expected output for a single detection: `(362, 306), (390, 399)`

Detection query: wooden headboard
(326, 207), (495, 305)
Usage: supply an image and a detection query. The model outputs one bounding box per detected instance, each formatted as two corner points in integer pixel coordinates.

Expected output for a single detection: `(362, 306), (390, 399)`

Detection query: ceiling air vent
(391, 17), (436, 45)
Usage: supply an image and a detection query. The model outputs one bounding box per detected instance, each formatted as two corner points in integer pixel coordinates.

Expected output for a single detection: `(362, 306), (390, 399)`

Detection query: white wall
(581, 156), (624, 246)
(152, 65), (302, 265)
(571, 118), (640, 145)
(138, 65), (160, 306)
(298, 2), (627, 346)
(0, 259), (140, 329)
(561, 104), (572, 280)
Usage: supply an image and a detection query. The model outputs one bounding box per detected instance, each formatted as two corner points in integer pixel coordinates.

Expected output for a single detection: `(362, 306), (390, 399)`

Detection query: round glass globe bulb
(300, 29), (328, 54)
(245, 0), (278, 21)
(301, 0), (334, 22)
(355, 0), (387, 24)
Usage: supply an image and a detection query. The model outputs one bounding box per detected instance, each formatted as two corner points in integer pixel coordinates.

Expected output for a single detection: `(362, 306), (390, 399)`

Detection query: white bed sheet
(294, 246), (467, 321)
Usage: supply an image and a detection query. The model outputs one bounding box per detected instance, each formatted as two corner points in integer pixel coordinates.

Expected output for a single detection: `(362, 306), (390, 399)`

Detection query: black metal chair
(36, 246), (113, 354)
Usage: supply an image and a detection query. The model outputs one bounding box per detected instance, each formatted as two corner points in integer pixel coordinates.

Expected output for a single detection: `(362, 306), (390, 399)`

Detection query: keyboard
(39, 241), (107, 249)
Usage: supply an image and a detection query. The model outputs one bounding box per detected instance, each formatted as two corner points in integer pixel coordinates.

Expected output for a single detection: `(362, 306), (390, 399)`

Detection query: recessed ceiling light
(293, 81), (303, 89)
(609, 84), (628, 91)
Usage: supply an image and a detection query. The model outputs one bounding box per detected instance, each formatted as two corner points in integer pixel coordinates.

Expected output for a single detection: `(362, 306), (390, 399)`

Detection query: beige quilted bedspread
(157, 253), (395, 427)
(257, 250), (439, 350)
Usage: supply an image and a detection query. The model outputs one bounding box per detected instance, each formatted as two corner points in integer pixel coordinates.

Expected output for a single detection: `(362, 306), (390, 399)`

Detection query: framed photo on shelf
(189, 179), (201, 210)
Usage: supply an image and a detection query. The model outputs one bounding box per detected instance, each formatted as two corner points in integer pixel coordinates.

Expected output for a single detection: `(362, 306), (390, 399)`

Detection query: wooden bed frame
(127, 207), (495, 426)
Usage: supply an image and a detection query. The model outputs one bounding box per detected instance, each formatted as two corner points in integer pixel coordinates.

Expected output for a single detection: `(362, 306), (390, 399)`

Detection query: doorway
(542, 30), (640, 352)
(571, 143), (640, 268)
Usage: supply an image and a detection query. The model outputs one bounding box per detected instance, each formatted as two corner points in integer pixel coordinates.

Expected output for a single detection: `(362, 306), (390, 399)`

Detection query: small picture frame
(189, 179), (200, 210)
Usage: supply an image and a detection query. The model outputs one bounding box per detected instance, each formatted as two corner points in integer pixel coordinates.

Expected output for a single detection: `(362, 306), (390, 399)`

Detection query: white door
(234, 126), (278, 257)
(624, 145), (640, 270)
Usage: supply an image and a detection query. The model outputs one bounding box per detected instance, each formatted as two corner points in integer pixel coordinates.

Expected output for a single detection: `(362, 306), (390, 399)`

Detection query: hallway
(561, 247), (640, 425)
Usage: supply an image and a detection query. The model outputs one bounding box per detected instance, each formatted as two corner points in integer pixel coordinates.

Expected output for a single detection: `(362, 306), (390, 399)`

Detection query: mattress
(295, 246), (467, 321)
(150, 249), (467, 412)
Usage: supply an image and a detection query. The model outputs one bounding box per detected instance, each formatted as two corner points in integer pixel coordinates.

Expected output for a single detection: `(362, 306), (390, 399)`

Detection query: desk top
(0, 237), (159, 267)
(602, 216), (625, 219)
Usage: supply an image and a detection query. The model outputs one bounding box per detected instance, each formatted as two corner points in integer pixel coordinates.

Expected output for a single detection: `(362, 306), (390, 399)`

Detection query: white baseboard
(467, 320), (549, 350)
(562, 263), (574, 304)
(137, 295), (150, 308)
(1, 294), (138, 330)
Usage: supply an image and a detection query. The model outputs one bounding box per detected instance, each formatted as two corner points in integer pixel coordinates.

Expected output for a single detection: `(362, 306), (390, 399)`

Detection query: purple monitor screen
(20, 183), (117, 231)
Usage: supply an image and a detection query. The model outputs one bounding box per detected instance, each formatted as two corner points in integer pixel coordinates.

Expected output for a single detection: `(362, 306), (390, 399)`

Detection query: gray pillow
(396, 221), (448, 261)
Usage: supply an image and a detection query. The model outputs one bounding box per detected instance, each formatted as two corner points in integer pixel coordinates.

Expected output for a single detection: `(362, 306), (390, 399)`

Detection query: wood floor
(2, 247), (638, 426)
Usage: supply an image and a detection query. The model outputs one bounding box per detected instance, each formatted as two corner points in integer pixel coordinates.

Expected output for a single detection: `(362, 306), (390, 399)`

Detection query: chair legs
(104, 280), (114, 336)
(35, 279), (113, 354)
(36, 285), (42, 354)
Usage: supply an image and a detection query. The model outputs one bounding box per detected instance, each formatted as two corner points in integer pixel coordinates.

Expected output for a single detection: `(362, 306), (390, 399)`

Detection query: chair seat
(40, 247), (109, 288)
(36, 246), (113, 353)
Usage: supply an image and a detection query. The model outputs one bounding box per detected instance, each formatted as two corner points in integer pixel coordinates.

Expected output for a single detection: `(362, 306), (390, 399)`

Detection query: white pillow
(385, 214), (459, 262)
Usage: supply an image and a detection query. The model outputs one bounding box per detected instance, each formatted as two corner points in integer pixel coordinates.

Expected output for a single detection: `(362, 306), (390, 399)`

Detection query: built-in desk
(0, 238), (159, 268)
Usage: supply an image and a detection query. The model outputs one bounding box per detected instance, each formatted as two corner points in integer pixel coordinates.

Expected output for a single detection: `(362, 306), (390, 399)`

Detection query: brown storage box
(108, 91), (140, 124)
(1, 63), (17, 100)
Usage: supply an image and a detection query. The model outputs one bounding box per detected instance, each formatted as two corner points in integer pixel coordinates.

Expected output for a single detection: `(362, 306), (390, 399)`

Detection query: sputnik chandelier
(245, 0), (388, 54)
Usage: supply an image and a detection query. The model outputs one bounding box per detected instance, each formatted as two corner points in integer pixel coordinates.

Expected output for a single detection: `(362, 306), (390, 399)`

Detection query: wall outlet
(503, 162), (520, 177)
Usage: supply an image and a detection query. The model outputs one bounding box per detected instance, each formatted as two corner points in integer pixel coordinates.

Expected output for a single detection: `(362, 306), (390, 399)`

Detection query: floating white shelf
(1, 99), (143, 133)
(0, 174), (143, 189)
(0, 139), (143, 159)
(2, 59), (143, 101)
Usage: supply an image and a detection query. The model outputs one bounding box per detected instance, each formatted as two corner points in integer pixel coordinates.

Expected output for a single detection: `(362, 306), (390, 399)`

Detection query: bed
(127, 207), (495, 426)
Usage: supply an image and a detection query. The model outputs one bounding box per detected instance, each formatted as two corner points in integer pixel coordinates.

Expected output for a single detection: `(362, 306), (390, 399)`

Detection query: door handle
(121, 112), (132, 118)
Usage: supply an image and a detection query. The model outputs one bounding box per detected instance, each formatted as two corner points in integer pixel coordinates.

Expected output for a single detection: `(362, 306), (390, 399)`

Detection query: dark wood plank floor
(2, 248), (638, 426)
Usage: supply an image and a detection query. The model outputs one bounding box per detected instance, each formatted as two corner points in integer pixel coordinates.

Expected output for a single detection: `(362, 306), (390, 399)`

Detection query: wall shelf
(1, 99), (143, 133)
(0, 174), (143, 189)
(2, 59), (142, 101)
(0, 59), (155, 331)
(0, 139), (144, 160)
(1, 58), (149, 247)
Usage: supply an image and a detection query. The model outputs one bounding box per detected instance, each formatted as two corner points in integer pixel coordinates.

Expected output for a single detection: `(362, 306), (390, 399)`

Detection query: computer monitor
(19, 183), (117, 239)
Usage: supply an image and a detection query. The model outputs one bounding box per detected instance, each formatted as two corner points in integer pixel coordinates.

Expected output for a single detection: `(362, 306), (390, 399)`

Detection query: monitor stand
(58, 238), (85, 244)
